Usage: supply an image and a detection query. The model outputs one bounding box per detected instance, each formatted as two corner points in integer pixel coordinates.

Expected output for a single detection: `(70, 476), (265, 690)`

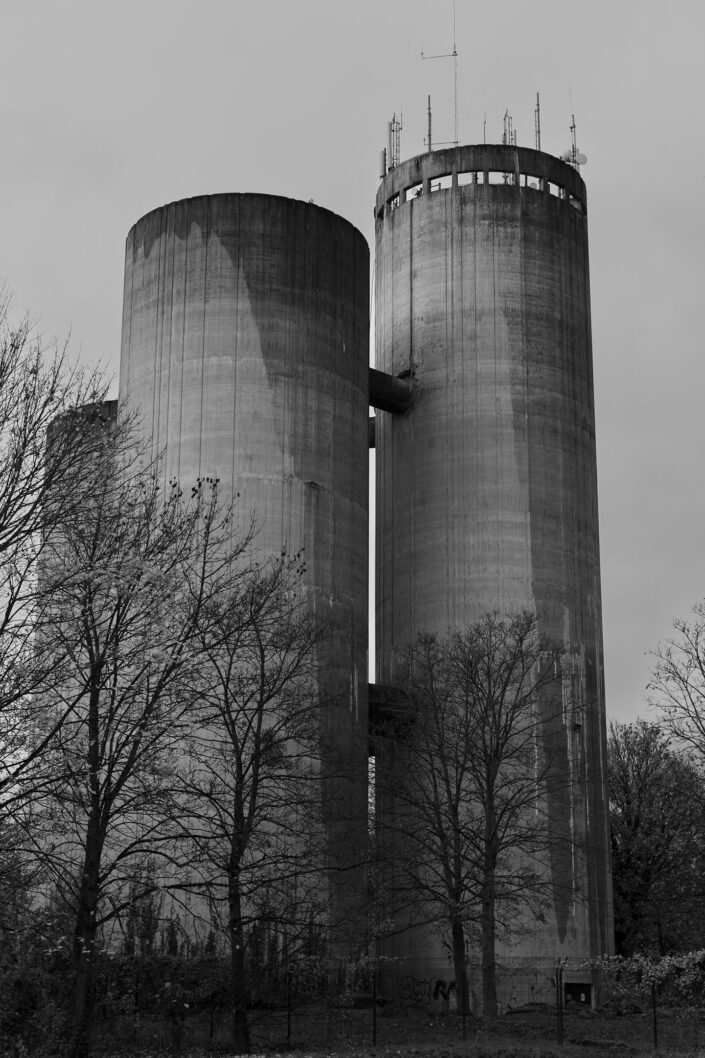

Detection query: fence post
(372, 970), (377, 1047)
(555, 959), (564, 1046)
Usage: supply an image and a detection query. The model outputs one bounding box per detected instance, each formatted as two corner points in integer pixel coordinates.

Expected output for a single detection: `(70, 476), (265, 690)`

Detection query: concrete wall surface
(374, 145), (612, 973)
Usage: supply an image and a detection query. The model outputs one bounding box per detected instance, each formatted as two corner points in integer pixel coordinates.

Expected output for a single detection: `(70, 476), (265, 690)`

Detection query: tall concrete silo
(119, 193), (370, 935)
(374, 146), (612, 983)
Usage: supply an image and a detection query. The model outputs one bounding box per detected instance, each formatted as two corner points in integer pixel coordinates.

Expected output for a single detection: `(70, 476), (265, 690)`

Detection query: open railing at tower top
(376, 143), (587, 221)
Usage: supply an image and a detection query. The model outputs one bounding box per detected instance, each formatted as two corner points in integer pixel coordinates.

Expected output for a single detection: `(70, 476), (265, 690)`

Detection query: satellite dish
(576, 152), (588, 165)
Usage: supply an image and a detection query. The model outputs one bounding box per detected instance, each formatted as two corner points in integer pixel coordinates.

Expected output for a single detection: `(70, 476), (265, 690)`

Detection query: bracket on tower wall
(368, 367), (414, 416)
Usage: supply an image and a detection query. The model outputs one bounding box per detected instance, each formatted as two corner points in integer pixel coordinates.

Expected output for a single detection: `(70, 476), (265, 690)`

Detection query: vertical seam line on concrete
(520, 191), (531, 602)
(377, 215), (386, 677)
(159, 209), (167, 460)
(446, 189), (454, 627)
(473, 184), (479, 611)
(125, 228), (134, 428)
(288, 202), (296, 554)
(231, 196), (240, 531)
(280, 201), (287, 553)
(165, 207), (176, 490)
(157, 210), (166, 466)
(152, 212), (162, 462)
(407, 209), (415, 658)
(456, 187), (463, 624)
(177, 203), (188, 486)
(492, 195), (500, 612)
(456, 187), (463, 621)
(197, 198), (210, 480)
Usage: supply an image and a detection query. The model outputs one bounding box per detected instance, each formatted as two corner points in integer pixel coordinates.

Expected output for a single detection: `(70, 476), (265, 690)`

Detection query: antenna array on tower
(561, 114), (588, 169)
(503, 110), (517, 147)
(387, 113), (402, 171)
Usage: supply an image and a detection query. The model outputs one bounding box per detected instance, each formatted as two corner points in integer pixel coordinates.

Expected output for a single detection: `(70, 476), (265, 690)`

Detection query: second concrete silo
(374, 145), (612, 993)
(119, 193), (370, 938)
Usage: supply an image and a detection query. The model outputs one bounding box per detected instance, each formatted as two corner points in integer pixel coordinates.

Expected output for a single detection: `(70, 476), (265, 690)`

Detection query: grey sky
(1, 0), (703, 723)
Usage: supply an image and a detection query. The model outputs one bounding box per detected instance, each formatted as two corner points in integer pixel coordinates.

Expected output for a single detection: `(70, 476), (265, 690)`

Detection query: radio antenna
(535, 92), (542, 152)
(421, 0), (458, 146)
(452, 0), (458, 145)
(387, 112), (403, 170)
(570, 113), (577, 163)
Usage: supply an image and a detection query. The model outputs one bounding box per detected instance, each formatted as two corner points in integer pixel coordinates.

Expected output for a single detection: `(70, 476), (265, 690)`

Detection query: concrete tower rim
(376, 142), (587, 216)
(125, 192), (367, 250)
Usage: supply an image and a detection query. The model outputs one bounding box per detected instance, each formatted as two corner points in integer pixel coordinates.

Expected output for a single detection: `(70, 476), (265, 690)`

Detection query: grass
(87, 1001), (705, 1058)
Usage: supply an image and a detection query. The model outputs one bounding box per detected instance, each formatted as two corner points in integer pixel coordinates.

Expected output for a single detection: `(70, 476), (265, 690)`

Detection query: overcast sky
(1, 0), (703, 724)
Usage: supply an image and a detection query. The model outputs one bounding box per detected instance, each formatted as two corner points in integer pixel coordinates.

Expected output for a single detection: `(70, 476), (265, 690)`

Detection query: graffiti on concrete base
(433, 978), (456, 1001)
(397, 975), (456, 1003)
(398, 975), (431, 1003)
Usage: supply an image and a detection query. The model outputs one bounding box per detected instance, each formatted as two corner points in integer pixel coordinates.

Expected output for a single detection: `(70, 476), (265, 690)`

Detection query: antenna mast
(560, 114), (588, 170)
(452, 0), (458, 146)
(535, 93), (541, 152)
(570, 113), (577, 164)
(503, 109), (516, 146)
(421, 0), (459, 147)
(387, 112), (402, 170)
(427, 95), (432, 153)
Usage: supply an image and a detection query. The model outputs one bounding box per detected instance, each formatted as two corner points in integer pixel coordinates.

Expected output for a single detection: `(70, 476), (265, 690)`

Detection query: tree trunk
(71, 824), (103, 1058)
(72, 935), (96, 1058)
(450, 916), (468, 1018)
(228, 866), (250, 1053)
(480, 867), (497, 1020)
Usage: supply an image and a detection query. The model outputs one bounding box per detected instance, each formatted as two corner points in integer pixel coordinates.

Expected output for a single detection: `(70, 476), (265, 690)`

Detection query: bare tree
(650, 601), (705, 765)
(0, 292), (108, 815)
(177, 552), (324, 1053)
(608, 718), (705, 955)
(28, 414), (251, 1058)
(377, 612), (560, 1019)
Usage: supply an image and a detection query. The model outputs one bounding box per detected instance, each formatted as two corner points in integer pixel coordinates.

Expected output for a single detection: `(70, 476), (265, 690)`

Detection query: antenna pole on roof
(427, 95), (433, 152)
(452, 0), (458, 145)
(535, 93), (542, 152)
(421, 0), (459, 147)
(387, 113), (402, 170)
(503, 109), (514, 146)
(570, 113), (577, 164)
